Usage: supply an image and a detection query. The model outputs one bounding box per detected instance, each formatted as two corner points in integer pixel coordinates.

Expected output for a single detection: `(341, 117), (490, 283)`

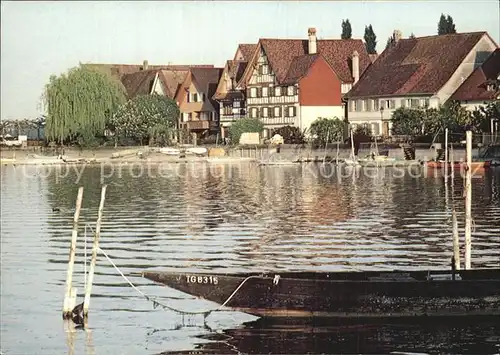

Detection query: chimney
(308, 27), (317, 54)
(393, 30), (402, 44)
(352, 50), (359, 84)
(143, 60), (149, 70)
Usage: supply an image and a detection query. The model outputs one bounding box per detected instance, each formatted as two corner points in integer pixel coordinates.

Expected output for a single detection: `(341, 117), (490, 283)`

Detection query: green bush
(271, 125), (304, 144)
(228, 118), (264, 145)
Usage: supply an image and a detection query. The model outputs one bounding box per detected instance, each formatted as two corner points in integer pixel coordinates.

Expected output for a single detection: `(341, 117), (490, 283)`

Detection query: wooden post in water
(63, 187), (84, 319)
(464, 131), (472, 270)
(452, 208), (460, 270)
(444, 128), (449, 180)
(83, 185), (107, 317)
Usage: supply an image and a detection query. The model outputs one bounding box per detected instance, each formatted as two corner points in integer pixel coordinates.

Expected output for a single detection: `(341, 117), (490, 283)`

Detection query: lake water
(1, 162), (499, 354)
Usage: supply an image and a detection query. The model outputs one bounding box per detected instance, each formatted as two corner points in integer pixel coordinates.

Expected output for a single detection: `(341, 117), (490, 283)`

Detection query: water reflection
(1, 163), (500, 354)
(157, 318), (500, 355)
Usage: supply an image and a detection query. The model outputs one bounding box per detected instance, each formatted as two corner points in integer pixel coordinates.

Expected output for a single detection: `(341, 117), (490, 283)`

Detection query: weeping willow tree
(43, 65), (126, 145)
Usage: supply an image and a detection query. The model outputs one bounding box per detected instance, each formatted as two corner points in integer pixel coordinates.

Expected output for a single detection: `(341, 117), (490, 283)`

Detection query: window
(366, 100), (373, 111)
(373, 99), (380, 111)
(356, 100), (362, 112)
(262, 87), (269, 97)
(182, 113), (190, 122)
(263, 107), (269, 117)
(361, 100), (367, 111)
(188, 113), (192, 120)
(250, 107), (258, 118)
(423, 98), (430, 108)
(250, 87), (257, 98)
(233, 101), (240, 108)
(410, 99), (420, 108)
(262, 65), (269, 75)
(384, 100), (395, 109)
(275, 87), (282, 96)
(274, 106), (280, 118)
(191, 93), (198, 102)
(350, 101), (356, 112)
(287, 86), (295, 96)
(401, 99), (408, 108)
(287, 106), (296, 117)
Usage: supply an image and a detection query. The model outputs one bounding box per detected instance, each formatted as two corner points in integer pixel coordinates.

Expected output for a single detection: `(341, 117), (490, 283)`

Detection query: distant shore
(0, 144), (476, 166)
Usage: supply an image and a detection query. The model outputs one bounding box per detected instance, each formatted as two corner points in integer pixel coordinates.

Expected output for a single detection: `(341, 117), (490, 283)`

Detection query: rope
(97, 246), (268, 318)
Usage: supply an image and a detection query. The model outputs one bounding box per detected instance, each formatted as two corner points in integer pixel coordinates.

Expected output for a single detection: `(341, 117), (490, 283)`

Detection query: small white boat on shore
(159, 147), (181, 155)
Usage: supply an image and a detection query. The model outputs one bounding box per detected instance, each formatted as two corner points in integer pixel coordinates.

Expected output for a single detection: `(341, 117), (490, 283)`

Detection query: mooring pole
(452, 208), (460, 270)
(83, 185), (107, 317)
(464, 131), (472, 270)
(63, 186), (84, 319)
(444, 128), (449, 180)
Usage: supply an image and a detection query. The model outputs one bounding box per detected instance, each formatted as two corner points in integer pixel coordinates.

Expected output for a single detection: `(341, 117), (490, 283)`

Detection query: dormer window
(487, 84), (495, 92)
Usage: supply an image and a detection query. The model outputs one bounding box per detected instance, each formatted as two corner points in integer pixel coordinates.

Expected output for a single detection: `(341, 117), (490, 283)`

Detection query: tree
(391, 107), (426, 136)
(341, 19), (352, 40)
(409, 33), (416, 39)
(308, 117), (345, 146)
(110, 94), (179, 145)
(385, 34), (396, 50)
(228, 118), (264, 145)
(271, 125), (304, 144)
(364, 25), (377, 54)
(43, 65), (126, 145)
(438, 13), (456, 35)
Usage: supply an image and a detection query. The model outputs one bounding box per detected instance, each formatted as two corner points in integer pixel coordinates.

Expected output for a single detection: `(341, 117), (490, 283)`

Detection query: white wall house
(345, 30), (498, 136)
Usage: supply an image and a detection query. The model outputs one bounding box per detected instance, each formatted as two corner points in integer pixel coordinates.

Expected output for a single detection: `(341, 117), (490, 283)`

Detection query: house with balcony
(236, 28), (371, 138)
(213, 44), (257, 139)
(176, 67), (223, 139)
(450, 48), (500, 111)
(344, 31), (498, 137)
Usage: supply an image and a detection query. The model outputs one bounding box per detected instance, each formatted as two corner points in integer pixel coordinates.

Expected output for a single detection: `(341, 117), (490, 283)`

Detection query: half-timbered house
(237, 28), (371, 138)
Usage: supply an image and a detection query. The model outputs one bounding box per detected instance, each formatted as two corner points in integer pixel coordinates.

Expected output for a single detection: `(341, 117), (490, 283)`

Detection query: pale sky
(1, 0), (499, 120)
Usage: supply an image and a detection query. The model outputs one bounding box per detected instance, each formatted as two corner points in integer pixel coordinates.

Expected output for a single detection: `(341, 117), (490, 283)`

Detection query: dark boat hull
(142, 268), (500, 319)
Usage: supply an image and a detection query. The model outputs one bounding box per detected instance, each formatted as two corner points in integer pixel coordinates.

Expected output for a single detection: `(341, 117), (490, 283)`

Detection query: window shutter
(293, 86), (297, 95)
(258, 65), (263, 75)
(247, 88), (251, 98)
(269, 86), (274, 97)
(285, 106), (289, 117)
(401, 99), (406, 108)
(278, 106), (282, 118)
(260, 107), (265, 117)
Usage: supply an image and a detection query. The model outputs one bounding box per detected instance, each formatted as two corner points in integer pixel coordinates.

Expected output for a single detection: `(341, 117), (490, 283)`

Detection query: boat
(142, 267), (500, 320)
(159, 147), (181, 155)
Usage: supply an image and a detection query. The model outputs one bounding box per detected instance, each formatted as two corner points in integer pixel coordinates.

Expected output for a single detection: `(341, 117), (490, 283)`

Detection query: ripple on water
(1, 164), (500, 354)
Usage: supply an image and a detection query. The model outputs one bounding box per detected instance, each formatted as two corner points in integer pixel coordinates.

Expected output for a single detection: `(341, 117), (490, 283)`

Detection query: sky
(1, 1), (499, 120)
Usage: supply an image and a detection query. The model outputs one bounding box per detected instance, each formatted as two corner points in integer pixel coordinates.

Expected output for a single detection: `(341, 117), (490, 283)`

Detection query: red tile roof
(282, 54), (320, 85)
(346, 32), (491, 98)
(237, 44), (257, 61)
(120, 68), (188, 99)
(213, 60), (250, 100)
(121, 70), (157, 97)
(450, 48), (500, 101)
(255, 38), (370, 85)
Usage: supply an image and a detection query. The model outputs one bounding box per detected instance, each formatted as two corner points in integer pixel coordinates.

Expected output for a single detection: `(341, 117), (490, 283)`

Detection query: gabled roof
(242, 38), (370, 86)
(181, 67), (223, 110)
(282, 54), (321, 85)
(121, 68), (188, 99)
(346, 32), (493, 99)
(235, 44), (257, 61)
(213, 59), (250, 100)
(450, 48), (500, 101)
(121, 70), (157, 97)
